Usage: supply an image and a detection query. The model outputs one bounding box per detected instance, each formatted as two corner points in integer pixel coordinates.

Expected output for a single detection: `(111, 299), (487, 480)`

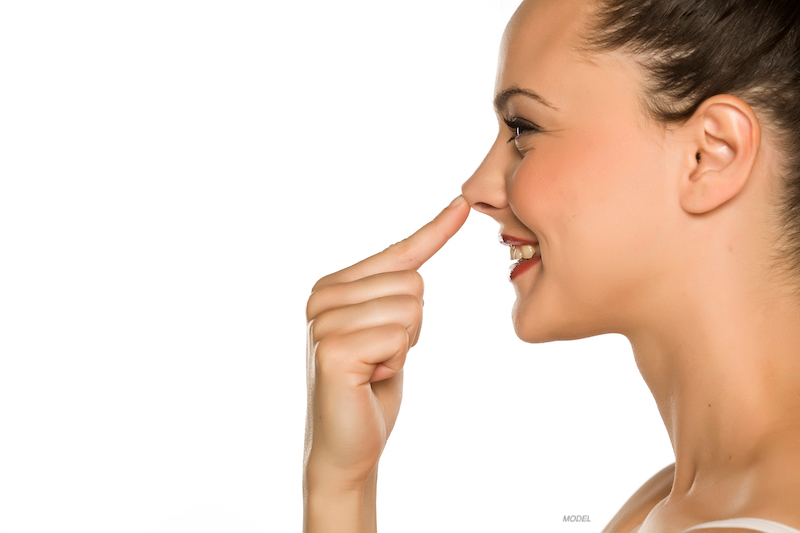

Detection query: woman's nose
(461, 135), (510, 214)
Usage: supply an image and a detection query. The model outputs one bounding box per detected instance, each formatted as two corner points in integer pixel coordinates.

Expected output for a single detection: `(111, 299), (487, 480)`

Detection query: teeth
(520, 244), (535, 259)
(509, 244), (540, 260)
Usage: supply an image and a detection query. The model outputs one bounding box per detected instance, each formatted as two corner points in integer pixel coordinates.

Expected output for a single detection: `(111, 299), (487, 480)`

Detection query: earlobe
(679, 95), (760, 215)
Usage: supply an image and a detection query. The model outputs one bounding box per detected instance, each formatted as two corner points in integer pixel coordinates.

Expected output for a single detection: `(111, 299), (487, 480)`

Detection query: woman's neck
(627, 272), (800, 512)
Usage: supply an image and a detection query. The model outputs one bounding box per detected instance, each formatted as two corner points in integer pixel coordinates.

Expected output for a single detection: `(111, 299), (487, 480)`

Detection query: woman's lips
(509, 255), (540, 281)
(500, 234), (538, 246)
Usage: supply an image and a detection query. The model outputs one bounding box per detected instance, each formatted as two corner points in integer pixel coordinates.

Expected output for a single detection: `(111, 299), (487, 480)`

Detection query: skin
(304, 0), (800, 531)
(304, 197), (469, 532)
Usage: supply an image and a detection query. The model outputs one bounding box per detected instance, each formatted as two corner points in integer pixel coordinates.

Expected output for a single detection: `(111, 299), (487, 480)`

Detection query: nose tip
(461, 137), (509, 213)
(460, 166), (480, 206)
(460, 180), (474, 206)
(462, 175), (494, 212)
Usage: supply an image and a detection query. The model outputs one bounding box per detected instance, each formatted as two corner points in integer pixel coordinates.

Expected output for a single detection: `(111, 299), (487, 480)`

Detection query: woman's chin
(511, 300), (558, 343)
(511, 298), (605, 344)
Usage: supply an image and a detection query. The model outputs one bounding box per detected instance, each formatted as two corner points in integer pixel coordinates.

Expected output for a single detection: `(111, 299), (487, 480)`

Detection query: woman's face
(463, 0), (685, 342)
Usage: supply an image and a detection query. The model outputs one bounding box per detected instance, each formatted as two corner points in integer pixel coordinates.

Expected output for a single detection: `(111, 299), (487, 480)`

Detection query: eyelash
(503, 116), (542, 144)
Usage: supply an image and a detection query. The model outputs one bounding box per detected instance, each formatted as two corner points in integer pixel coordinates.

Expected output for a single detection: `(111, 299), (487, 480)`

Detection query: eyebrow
(493, 87), (558, 113)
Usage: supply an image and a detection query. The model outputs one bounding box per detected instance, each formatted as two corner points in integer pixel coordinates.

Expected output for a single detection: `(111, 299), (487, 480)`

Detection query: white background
(0, 1), (675, 532)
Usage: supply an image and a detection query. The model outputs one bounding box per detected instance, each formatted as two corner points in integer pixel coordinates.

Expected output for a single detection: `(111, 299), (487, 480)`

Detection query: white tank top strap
(683, 518), (800, 533)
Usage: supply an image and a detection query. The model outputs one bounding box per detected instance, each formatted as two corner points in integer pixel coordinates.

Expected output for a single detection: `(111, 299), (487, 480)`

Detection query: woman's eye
(503, 117), (541, 144)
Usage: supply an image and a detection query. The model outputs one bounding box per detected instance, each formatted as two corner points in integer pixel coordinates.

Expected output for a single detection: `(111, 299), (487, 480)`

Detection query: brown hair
(586, 0), (800, 273)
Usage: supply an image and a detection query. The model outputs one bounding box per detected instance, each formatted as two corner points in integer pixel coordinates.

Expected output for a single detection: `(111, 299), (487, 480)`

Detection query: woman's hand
(303, 196), (469, 532)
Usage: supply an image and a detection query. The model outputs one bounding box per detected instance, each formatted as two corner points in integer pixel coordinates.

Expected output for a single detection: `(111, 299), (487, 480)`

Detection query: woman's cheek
(507, 144), (578, 231)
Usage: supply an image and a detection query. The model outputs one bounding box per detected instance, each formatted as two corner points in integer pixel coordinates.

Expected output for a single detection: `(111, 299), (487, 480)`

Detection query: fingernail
(449, 195), (466, 208)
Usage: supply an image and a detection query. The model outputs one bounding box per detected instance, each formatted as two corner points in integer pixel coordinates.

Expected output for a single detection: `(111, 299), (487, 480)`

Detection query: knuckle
(310, 278), (326, 294)
(314, 335), (344, 371)
(306, 294), (318, 322)
(306, 286), (328, 321)
(311, 273), (336, 294)
(387, 323), (410, 351)
(398, 294), (423, 323)
(410, 327), (421, 348)
(400, 269), (425, 298)
(384, 241), (415, 268)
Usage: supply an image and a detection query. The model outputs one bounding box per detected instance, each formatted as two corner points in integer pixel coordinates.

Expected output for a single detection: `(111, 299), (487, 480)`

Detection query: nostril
(471, 201), (499, 215)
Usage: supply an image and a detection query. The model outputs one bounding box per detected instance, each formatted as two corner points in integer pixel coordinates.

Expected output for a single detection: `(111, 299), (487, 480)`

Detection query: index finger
(315, 196), (469, 289)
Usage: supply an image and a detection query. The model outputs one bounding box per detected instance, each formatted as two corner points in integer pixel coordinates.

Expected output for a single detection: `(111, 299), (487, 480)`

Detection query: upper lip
(499, 233), (538, 246)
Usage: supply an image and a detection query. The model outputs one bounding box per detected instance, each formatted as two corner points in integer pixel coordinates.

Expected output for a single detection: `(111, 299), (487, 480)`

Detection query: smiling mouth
(501, 234), (542, 281)
(500, 234), (540, 261)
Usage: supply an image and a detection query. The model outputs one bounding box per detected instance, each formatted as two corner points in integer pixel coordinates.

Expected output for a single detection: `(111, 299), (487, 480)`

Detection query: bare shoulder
(602, 463), (675, 533)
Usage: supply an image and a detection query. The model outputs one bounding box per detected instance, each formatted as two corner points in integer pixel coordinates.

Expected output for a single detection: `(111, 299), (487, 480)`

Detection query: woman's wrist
(304, 463), (378, 533)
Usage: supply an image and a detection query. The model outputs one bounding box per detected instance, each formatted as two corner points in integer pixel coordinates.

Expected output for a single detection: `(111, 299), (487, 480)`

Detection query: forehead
(495, 0), (648, 124)
(496, 0), (598, 99)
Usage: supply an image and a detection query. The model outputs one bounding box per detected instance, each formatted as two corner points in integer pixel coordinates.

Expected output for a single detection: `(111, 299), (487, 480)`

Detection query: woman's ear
(679, 95), (761, 214)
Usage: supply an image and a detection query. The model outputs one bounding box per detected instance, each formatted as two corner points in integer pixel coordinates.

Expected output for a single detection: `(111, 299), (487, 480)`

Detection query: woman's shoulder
(602, 463), (675, 533)
(602, 464), (800, 533)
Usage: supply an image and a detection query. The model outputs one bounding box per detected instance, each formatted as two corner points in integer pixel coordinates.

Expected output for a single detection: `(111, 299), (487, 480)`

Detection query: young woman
(303, 0), (800, 531)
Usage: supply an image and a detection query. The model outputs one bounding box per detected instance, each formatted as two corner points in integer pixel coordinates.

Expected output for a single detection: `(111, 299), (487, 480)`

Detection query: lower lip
(509, 256), (541, 281)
